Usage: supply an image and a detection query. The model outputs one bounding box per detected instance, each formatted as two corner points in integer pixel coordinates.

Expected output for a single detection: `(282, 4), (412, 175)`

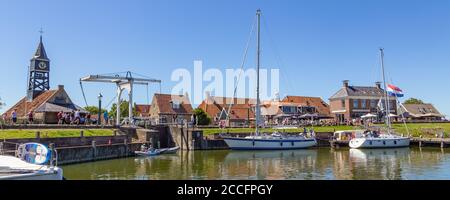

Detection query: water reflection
(222, 150), (318, 180)
(62, 148), (450, 180)
(348, 148), (410, 180)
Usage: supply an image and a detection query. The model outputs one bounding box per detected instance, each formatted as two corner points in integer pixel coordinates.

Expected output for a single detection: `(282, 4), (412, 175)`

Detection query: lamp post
(98, 93), (103, 125)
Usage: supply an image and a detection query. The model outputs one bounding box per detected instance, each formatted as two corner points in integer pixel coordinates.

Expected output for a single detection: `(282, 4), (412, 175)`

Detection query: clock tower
(27, 34), (50, 101)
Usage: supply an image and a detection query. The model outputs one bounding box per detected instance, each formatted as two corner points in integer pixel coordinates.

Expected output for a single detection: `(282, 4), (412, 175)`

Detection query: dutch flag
(387, 84), (404, 97)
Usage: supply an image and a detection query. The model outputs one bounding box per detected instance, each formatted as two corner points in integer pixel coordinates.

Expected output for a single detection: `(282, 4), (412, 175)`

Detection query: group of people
(57, 110), (86, 125)
(57, 110), (109, 125)
(1, 109), (110, 125)
(1, 109), (34, 124)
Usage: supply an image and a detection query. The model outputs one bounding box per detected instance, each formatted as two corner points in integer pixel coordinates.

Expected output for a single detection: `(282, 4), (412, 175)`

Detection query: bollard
(0, 142), (3, 155)
(441, 141), (445, 149)
(124, 139), (129, 156)
(92, 140), (97, 158)
(49, 143), (55, 166)
(36, 131), (41, 139)
(80, 130), (84, 137)
(113, 130), (117, 136)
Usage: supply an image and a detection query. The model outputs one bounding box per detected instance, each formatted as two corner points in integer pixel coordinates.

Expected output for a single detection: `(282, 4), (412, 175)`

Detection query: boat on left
(0, 143), (63, 180)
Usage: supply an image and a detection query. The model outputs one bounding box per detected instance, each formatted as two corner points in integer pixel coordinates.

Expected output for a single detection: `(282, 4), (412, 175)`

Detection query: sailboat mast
(255, 9), (261, 136)
(380, 48), (392, 133)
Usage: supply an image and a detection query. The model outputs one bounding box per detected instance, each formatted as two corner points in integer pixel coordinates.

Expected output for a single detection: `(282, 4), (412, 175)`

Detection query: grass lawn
(0, 129), (114, 139)
(200, 123), (450, 138)
(391, 123), (450, 138)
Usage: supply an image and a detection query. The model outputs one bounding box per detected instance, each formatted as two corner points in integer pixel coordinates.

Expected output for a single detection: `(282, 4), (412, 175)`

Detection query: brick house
(399, 103), (444, 121)
(281, 96), (331, 117)
(329, 80), (397, 123)
(135, 104), (151, 117)
(198, 94), (255, 127)
(149, 93), (193, 124)
(259, 96), (331, 125)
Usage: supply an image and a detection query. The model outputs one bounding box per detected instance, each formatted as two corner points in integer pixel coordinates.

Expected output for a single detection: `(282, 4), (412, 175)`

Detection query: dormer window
(172, 100), (180, 109)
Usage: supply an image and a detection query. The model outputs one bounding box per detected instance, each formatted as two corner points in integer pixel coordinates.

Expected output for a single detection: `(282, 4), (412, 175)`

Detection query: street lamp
(98, 93), (103, 125)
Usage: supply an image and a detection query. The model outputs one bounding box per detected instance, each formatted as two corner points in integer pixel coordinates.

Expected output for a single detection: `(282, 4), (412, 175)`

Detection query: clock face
(38, 62), (47, 69)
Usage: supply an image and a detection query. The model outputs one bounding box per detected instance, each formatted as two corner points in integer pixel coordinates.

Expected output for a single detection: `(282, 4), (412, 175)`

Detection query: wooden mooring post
(92, 140), (97, 158)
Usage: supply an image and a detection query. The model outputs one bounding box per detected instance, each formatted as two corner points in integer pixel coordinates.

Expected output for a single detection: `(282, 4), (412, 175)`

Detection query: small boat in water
(0, 143), (63, 180)
(159, 146), (180, 154)
(134, 146), (180, 156)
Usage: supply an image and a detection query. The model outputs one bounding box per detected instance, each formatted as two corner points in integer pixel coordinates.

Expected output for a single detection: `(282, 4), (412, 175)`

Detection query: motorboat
(333, 130), (365, 141)
(159, 146), (180, 154)
(222, 10), (317, 150)
(0, 143), (63, 180)
(134, 146), (180, 156)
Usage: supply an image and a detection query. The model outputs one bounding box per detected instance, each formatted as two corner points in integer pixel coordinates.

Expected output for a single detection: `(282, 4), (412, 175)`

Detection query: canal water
(62, 148), (450, 180)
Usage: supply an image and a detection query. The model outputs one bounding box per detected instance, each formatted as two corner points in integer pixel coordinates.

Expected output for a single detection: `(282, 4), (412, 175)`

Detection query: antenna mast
(255, 9), (261, 136)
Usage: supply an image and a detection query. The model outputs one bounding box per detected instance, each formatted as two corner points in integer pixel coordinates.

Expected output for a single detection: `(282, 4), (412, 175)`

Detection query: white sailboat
(349, 48), (410, 149)
(222, 10), (317, 150)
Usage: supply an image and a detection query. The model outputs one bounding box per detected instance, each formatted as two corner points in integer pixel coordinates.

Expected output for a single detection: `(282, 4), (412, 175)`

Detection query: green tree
(193, 108), (211, 125)
(0, 97), (4, 109)
(404, 98), (425, 104)
(109, 100), (137, 119)
(83, 106), (107, 115)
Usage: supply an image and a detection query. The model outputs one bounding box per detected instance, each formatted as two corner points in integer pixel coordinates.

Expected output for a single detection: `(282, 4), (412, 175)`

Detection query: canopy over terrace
(361, 113), (377, 119)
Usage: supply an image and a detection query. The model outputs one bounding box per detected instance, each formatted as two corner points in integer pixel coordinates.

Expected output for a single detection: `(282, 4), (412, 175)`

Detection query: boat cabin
(333, 130), (365, 141)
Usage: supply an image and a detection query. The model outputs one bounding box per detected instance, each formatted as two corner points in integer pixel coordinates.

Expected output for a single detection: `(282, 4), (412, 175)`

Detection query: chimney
(375, 82), (382, 89)
(58, 85), (64, 90)
(342, 80), (349, 88)
(205, 91), (211, 104)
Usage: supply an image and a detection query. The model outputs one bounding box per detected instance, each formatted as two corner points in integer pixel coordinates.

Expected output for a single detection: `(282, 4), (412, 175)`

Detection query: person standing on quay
(11, 109), (17, 124)
(2, 113), (7, 125)
(57, 111), (63, 125)
(103, 111), (109, 125)
(27, 111), (34, 124)
(74, 109), (80, 125)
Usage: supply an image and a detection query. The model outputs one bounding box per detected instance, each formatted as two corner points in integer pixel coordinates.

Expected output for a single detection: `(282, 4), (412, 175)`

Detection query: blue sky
(0, 0), (449, 117)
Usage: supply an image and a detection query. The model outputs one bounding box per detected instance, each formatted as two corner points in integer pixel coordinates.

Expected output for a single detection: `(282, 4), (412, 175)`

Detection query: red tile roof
(135, 104), (151, 117)
(3, 90), (58, 117)
(199, 96), (255, 121)
(153, 94), (193, 115)
(282, 96), (331, 116)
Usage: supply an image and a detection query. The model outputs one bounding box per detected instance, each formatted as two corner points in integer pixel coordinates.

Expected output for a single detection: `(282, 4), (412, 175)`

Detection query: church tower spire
(27, 30), (50, 101)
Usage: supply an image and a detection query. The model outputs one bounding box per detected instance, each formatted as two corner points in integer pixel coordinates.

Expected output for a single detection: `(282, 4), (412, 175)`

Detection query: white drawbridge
(80, 71), (161, 126)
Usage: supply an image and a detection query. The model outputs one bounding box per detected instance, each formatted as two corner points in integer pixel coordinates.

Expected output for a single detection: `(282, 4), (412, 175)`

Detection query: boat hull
(0, 168), (63, 180)
(223, 137), (317, 150)
(349, 137), (410, 149)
